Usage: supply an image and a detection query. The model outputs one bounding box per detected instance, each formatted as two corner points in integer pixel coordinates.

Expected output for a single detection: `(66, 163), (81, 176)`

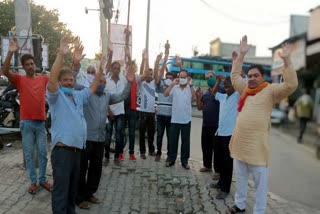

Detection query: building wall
(210, 39), (256, 57)
(308, 6), (320, 41)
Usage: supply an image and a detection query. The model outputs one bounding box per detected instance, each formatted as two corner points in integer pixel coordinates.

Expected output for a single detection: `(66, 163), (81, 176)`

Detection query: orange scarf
(238, 82), (270, 112)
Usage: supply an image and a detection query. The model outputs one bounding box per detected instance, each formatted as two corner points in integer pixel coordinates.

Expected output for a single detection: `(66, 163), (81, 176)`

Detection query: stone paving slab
(0, 142), (320, 214)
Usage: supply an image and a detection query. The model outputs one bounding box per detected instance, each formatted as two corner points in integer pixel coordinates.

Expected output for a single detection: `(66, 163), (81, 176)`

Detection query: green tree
(0, 0), (75, 68)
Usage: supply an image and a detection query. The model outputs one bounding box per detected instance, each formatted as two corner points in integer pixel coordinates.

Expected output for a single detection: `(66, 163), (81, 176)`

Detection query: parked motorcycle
(0, 85), (20, 129)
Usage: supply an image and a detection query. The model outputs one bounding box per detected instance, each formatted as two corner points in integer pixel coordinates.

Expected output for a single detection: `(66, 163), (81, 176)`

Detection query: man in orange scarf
(226, 36), (298, 214)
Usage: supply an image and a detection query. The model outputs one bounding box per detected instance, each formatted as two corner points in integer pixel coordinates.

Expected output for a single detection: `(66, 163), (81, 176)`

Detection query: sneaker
(114, 158), (122, 166)
(155, 155), (161, 162)
(119, 153), (124, 161)
(129, 154), (137, 161)
(140, 154), (146, 159)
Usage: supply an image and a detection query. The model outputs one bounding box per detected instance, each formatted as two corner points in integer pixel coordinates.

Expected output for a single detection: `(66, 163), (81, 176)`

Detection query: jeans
(76, 141), (104, 204)
(139, 112), (155, 154)
(105, 114), (125, 159)
(201, 126), (218, 170)
(20, 120), (48, 184)
(51, 147), (80, 214)
(216, 136), (233, 193)
(234, 159), (268, 214)
(168, 122), (191, 165)
(156, 115), (171, 155)
(124, 109), (137, 154)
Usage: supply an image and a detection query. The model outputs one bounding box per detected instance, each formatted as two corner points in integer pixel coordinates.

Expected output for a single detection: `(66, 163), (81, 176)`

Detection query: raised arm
(139, 49), (147, 75)
(195, 87), (203, 110)
(47, 37), (71, 93)
(71, 38), (84, 80)
(175, 55), (184, 70)
(89, 55), (104, 95)
(2, 37), (19, 82)
(271, 43), (298, 103)
(109, 62), (135, 104)
(231, 36), (249, 94)
(140, 49), (150, 82)
(188, 77), (196, 99)
(211, 75), (224, 96)
(105, 48), (113, 75)
(153, 53), (163, 85)
(164, 78), (179, 97)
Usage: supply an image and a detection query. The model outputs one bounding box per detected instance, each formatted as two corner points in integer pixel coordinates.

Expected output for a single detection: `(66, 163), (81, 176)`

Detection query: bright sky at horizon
(33, 0), (319, 62)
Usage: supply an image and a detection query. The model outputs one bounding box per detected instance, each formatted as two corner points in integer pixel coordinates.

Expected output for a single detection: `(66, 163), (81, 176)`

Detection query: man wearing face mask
(153, 44), (172, 162)
(2, 37), (52, 195)
(164, 69), (196, 169)
(76, 66), (133, 209)
(195, 72), (220, 178)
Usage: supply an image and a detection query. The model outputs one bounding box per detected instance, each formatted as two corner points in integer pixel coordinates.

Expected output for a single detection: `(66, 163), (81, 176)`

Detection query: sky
(32, 0), (319, 62)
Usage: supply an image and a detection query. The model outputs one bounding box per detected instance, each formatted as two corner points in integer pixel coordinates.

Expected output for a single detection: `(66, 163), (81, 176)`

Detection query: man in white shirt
(137, 67), (156, 159)
(105, 61), (127, 165)
(163, 70), (196, 169)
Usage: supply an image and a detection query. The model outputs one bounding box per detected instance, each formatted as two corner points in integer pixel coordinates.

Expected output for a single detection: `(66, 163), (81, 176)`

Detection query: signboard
(1, 37), (15, 66)
(42, 44), (48, 69)
(110, 23), (132, 63)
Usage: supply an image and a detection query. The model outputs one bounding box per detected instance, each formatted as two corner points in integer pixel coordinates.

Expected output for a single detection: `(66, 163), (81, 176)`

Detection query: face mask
(164, 79), (172, 86)
(95, 84), (105, 96)
(179, 78), (188, 85)
(87, 74), (95, 83)
(207, 77), (216, 88)
(60, 86), (74, 95)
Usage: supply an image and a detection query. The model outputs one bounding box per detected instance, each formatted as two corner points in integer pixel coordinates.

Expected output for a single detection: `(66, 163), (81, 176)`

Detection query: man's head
(86, 65), (96, 76)
(146, 68), (153, 82)
(224, 77), (235, 96)
(247, 65), (265, 89)
(59, 68), (74, 88)
(21, 54), (36, 77)
(206, 70), (214, 79)
(165, 72), (174, 81)
(179, 70), (188, 85)
(111, 61), (121, 78)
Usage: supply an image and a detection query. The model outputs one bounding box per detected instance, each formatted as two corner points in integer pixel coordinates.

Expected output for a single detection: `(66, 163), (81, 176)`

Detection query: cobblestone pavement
(0, 142), (320, 214)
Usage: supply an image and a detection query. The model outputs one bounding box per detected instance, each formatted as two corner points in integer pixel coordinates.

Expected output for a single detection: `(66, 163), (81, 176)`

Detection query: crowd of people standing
(1, 34), (298, 214)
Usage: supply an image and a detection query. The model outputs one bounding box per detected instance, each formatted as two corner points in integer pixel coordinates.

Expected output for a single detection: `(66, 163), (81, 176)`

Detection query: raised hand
(279, 43), (292, 60)
(59, 36), (72, 55)
(172, 78), (179, 85)
(142, 49), (148, 60)
(175, 55), (182, 65)
(73, 38), (84, 62)
(156, 53), (163, 62)
(239, 35), (249, 55)
(232, 51), (238, 62)
(9, 37), (19, 53)
(125, 63), (137, 83)
(187, 77), (193, 86)
(98, 55), (106, 73)
(124, 46), (130, 58)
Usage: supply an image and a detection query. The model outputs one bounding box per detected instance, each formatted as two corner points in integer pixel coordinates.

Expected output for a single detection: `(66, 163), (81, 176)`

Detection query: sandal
(226, 205), (246, 214)
(28, 183), (37, 195)
(78, 201), (90, 209)
(212, 173), (220, 180)
(88, 196), (101, 204)
(40, 182), (53, 192)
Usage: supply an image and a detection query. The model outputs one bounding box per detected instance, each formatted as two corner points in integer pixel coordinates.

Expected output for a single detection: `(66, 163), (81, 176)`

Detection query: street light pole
(145, 0), (151, 52)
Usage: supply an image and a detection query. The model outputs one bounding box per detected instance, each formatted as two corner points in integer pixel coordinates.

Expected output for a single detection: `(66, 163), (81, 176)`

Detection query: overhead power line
(199, 0), (289, 26)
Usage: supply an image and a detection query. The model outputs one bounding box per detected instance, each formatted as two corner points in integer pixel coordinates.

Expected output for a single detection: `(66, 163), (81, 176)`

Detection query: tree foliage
(0, 0), (75, 68)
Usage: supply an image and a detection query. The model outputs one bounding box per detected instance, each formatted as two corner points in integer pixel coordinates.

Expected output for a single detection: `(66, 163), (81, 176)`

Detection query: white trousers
(234, 159), (268, 214)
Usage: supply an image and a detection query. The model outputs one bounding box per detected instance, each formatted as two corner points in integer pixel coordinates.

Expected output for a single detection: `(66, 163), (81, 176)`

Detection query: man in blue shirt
(210, 76), (240, 200)
(195, 73), (220, 178)
(47, 37), (103, 214)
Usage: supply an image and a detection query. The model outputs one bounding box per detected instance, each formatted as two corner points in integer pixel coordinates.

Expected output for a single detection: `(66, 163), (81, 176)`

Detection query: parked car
(271, 108), (287, 125)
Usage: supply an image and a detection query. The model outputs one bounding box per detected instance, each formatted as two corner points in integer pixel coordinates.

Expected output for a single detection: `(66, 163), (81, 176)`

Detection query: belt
(55, 145), (81, 152)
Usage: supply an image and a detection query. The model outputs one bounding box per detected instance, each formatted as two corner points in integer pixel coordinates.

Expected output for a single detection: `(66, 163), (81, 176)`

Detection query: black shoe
(140, 154), (146, 159)
(165, 161), (175, 167)
(226, 205), (245, 213)
(182, 164), (190, 170)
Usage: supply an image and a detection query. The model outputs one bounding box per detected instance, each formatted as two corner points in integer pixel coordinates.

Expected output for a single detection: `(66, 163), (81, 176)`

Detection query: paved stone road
(0, 141), (319, 214)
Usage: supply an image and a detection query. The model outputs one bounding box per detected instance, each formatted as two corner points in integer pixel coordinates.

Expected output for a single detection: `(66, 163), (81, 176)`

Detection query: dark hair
(111, 61), (121, 67)
(58, 67), (73, 80)
(224, 76), (231, 84)
(20, 54), (35, 66)
(179, 69), (188, 75)
(166, 72), (174, 76)
(247, 64), (264, 76)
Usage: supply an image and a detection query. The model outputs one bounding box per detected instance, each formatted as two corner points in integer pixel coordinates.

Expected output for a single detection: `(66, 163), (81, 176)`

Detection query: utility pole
(145, 0), (151, 52)
(14, 0), (33, 71)
(99, 0), (108, 57)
